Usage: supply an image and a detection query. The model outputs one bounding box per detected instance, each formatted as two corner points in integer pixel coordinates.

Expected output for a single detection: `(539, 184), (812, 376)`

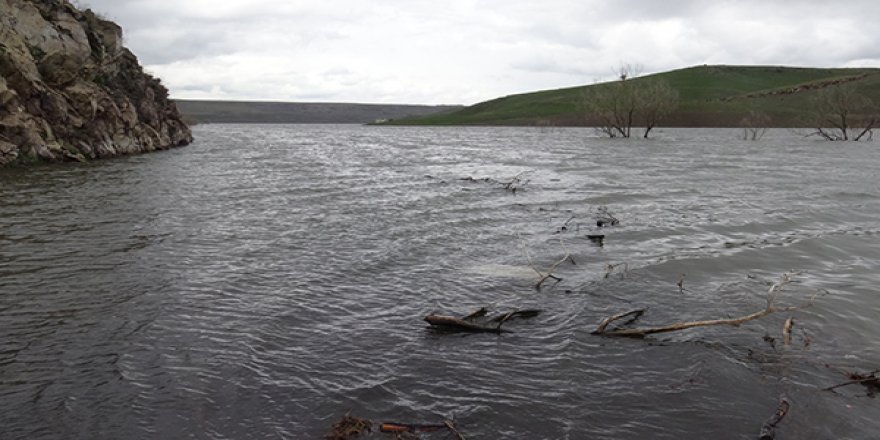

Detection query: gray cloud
(77, 0), (880, 104)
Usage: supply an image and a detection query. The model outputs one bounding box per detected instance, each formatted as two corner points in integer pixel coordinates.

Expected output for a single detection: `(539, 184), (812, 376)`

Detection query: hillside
(388, 65), (880, 127)
(175, 100), (462, 124)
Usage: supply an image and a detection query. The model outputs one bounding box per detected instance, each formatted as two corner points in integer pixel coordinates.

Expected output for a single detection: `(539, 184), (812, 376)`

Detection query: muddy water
(1, 125), (879, 439)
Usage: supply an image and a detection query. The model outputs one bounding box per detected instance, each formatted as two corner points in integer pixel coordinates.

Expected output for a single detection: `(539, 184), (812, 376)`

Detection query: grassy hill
(175, 100), (462, 124)
(387, 65), (880, 127)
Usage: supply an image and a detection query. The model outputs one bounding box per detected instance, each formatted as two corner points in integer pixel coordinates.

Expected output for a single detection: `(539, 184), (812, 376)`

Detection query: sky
(76, 0), (880, 105)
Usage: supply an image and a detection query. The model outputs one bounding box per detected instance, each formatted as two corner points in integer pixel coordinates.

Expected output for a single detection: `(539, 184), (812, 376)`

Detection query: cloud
(80, 0), (880, 104)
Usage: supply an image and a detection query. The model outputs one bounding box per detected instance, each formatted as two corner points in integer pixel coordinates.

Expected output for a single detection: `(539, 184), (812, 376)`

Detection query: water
(1, 125), (879, 439)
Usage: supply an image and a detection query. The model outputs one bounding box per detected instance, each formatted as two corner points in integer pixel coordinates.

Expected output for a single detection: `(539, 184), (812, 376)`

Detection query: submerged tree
(582, 65), (679, 139)
(740, 110), (772, 141)
(639, 78), (680, 138)
(809, 84), (878, 141)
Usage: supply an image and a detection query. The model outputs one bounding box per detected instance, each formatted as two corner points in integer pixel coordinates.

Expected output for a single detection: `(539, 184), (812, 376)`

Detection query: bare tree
(582, 65), (678, 139)
(809, 84), (878, 141)
(582, 80), (638, 138)
(640, 78), (679, 138)
(740, 110), (772, 141)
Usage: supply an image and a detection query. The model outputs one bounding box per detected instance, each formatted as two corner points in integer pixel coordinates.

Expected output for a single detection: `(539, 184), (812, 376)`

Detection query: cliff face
(0, 0), (192, 166)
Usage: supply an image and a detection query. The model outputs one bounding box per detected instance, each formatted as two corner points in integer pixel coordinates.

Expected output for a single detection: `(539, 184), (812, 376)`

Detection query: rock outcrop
(0, 0), (192, 166)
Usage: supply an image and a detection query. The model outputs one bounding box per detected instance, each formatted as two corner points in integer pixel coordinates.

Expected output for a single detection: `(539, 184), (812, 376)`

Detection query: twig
(591, 309), (645, 334)
(444, 420), (466, 440)
(520, 232), (574, 290)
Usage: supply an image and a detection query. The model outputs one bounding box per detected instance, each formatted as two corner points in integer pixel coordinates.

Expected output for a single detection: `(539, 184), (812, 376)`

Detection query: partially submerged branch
(520, 233), (575, 290)
(758, 397), (790, 440)
(824, 369), (880, 396)
(591, 309), (645, 334)
(593, 272), (823, 338)
(425, 308), (542, 333)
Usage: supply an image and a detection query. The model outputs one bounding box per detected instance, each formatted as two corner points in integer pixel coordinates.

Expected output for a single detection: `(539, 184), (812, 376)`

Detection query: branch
(591, 309), (645, 334)
(758, 397), (790, 440)
(520, 233), (575, 290)
(593, 272), (821, 338)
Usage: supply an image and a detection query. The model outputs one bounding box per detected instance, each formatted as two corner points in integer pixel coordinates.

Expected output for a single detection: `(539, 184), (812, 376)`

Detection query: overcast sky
(78, 0), (880, 105)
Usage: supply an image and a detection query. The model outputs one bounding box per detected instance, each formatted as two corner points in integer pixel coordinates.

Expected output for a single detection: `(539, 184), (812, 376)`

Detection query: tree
(639, 78), (679, 138)
(582, 66), (679, 139)
(740, 110), (772, 141)
(809, 84), (878, 141)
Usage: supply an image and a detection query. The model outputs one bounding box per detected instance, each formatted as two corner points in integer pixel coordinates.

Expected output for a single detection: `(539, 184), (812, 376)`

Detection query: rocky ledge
(0, 0), (192, 166)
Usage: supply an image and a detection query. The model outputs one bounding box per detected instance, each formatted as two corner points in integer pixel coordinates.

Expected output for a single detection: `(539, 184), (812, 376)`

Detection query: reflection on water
(1, 125), (879, 439)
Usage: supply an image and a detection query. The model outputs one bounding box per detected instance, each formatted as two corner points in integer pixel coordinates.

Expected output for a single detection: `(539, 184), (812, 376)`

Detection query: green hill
(387, 65), (880, 127)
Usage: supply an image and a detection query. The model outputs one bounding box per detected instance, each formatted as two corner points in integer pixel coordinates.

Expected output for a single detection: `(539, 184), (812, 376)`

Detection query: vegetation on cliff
(0, 0), (192, 166)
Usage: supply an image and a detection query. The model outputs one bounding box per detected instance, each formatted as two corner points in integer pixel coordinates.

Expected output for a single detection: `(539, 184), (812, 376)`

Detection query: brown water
(1, 125), (879, 439)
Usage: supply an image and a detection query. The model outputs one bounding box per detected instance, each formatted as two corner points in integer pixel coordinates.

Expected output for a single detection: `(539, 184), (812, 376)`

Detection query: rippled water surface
(2, 125), (880, 439)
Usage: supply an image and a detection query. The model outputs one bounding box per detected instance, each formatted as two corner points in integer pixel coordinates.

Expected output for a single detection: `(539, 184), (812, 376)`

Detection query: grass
(387, 65), (880, 127)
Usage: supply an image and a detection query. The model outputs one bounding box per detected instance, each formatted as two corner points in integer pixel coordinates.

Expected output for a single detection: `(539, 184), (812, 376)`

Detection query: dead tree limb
(758, 397), (790, 440)
(520, 233), (575, 290)
(591, 309), (645, 334)
(593, 272), (822, 338)
(444, 420), (467, 440)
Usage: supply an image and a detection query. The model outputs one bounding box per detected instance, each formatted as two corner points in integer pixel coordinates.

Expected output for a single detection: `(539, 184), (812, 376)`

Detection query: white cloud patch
(82, 0), (880, 104)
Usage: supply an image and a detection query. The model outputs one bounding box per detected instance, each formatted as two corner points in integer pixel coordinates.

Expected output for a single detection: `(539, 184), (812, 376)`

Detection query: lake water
(1, 125), (879, 439)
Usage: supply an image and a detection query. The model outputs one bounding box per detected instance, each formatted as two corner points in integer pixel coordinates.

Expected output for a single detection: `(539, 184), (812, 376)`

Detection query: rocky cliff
(0, 0), (192, 166)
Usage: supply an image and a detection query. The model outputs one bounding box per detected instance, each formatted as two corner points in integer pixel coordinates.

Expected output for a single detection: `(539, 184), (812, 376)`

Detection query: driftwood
(426, 309), (541, 333)
(593, 272), (821, 338)
(758, 397), (790, 440)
